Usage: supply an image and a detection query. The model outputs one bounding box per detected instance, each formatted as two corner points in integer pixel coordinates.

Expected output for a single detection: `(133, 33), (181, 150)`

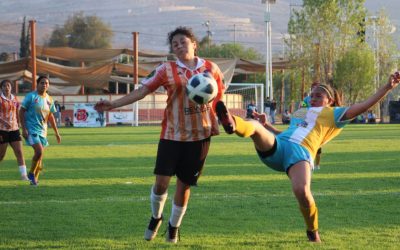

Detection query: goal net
(125, 83), (265, 126)
(222, 83), (264, 118)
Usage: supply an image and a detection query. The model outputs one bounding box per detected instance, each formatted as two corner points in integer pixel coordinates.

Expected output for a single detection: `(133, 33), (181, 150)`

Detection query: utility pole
(132, 31), (139, 127)
(233, 24), (236, 46)
(29, 20), (36, 90)
(370, 15), (383, 120)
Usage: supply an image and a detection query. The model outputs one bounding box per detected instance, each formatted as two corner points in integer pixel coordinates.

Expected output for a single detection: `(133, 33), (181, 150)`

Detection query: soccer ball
(186, 72), (218, 105)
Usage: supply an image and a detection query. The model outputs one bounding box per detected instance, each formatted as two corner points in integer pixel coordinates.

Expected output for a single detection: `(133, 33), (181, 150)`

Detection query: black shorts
(0, 130), (22, 144)
(154, 138), (211, 186)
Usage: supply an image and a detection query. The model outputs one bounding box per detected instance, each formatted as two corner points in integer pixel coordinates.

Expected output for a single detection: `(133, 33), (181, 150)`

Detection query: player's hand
(55, 133), (61, 144)
(253, 112), (269, 126)
(388, 71), (400, 89)
(94, 100), (113, 112)
(21, 128), (28, 139)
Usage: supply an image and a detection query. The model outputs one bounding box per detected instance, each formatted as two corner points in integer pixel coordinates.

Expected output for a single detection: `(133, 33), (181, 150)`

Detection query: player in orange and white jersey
(0, 79), (28, 180)
(95, 26), (225, 243)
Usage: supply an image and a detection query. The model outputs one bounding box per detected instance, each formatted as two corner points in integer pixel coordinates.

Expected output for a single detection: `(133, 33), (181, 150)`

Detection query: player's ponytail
(332, 88), (342, 107)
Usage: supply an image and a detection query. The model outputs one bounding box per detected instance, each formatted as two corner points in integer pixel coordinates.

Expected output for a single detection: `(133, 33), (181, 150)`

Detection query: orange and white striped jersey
(142, 57), (225, 141)
(0, 93), (20, 131)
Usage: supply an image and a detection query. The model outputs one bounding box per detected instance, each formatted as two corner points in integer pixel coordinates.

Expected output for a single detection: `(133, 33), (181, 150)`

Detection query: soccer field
(0, 124), (399, 249)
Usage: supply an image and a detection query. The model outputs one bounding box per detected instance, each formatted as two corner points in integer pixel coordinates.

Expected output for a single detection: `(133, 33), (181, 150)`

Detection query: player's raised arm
(94, 85), (151, 112)
(343, 72), (400, 121)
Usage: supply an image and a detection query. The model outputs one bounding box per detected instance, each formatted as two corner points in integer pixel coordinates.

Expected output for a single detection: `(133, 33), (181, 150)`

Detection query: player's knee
(33, 150), (43, 159)
(153, 183), (168, 195)
(293, 186), (312, 202)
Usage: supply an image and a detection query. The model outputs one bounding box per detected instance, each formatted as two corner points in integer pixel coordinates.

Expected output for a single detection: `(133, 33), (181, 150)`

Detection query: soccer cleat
(144, 216), (163, 241)
(21, 174), (29, 181)
(165, 222), (179, 243)
(306, 230), (321, 243)
(27, 172), (38, 186)
(215, 101), (236, 134)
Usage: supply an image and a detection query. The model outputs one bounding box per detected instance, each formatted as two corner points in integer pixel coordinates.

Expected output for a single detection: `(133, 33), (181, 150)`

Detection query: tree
(334, 45), (375, 104)
(47, 12), (113, 49)
(367, 10), (399, 118)
(19, 16), (30, 58)
(197, 39), (265, 85)
(287, 0), (367, 90)
(197, 39), (262, 61)
(371, 10), (398, 88)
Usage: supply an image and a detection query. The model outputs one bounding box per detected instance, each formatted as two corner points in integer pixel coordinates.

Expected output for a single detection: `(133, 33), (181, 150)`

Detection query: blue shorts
(26, 133), (49, 147)
(257, 135), (313, 173)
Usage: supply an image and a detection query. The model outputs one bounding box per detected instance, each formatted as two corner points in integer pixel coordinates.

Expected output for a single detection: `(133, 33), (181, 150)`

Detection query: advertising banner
(108, 111), (134, 124)
(73, 103), (106, 127)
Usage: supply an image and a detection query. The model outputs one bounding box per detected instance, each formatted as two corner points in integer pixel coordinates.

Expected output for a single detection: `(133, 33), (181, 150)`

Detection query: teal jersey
(21, 91), (55, 137)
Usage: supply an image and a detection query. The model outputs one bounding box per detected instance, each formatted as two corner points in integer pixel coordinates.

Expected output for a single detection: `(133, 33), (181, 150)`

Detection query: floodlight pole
(203, 20), (211, 51)
(80, 61), (85, 94)
(262, 0), (275, 100)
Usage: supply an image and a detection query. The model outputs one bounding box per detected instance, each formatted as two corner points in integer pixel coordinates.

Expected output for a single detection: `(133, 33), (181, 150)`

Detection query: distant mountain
(0, 0), (398, 56)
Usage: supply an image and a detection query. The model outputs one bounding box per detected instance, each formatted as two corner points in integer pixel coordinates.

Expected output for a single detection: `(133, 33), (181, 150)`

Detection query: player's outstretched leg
(216, 101), (235, 134)
(216, 101), (255, 137)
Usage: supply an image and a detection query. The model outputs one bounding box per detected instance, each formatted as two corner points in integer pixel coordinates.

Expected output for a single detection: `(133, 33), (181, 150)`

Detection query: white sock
(150, 186), (168, 219)
(19, 165), (27, 176)
(169, 203), (187, 228)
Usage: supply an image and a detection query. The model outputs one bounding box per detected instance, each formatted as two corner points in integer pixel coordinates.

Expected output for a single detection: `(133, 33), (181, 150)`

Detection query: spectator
(97, 98), (105, 127)
(64, 116), (73, 127)
(367, 110), (376, 123)
(282, 109), (291, 124)
(270, 99), (277, 124)
(246, 101), (257, 119)
(264, 97), (271, 118)
(54, 101), (63, 127)
(356, 114), (366, 124)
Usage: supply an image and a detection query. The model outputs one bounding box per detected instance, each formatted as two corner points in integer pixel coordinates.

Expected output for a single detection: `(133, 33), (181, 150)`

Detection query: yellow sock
(29, 159), (39, 174)
(300, 203), (319, 232)
(34, 160), (42, 180)
(232, 115), (255, 137)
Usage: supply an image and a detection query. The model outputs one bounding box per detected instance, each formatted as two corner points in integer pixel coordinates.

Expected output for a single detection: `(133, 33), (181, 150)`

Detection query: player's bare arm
(48, 113), (61, 144)
(343, 72), (400, 121)
(94, 85), (151, 112)
(19, 107), (28, 139)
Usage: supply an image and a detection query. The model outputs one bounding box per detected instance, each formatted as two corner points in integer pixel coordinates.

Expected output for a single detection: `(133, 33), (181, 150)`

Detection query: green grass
(0, 124), (399, 249)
